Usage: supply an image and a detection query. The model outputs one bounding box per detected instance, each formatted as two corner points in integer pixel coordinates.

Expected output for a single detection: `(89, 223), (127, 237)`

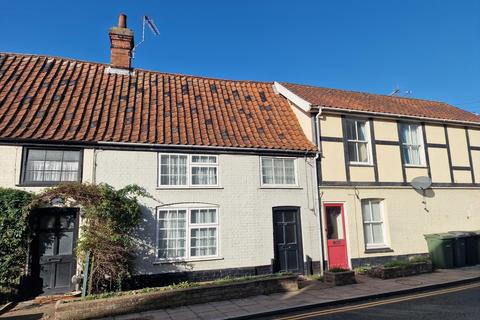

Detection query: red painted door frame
(324, 203), (349, 269)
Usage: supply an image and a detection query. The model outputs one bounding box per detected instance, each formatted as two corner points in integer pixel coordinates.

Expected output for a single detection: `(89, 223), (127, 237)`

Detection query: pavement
(1, 266), (480, 320)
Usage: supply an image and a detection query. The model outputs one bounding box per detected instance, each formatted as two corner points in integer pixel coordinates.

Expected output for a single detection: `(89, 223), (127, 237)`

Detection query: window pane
(346, 120), (356, 140)
(159, 155), (187, 186)
(45, 150), (63, 161)
(371, 202), (382, 221)
(400, 124), (410, 144)
(157, 209), (187, 259)
(191, 167), (217, 185)
(358, 142), (368, 163)
(58, 231), (74, 255)
(357, 121), (366, 141)
(190, 227), (217, 257)
(326, 206), (344, 240)
(191, 209), (216, 224)
(284, 160), (295, 184)
(348, 142), (358, 162)
(261, 158), (274, 184)
(273, 159), (285, 184)
(372, 223), (384, 244)
(63, 151), (79, 161)
(364, 224), (373, 245)
(29, 150), (46, 161)
(192, 155), (216, 164)
(361, 201), (371, 222)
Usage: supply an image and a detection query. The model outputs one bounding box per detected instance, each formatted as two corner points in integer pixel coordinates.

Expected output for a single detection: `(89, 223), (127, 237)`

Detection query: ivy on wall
(0, 188), (34, 299)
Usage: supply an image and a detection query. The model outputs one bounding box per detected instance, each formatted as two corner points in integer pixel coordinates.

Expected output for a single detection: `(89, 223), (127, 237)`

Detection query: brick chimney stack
(109, 13), (134, 70)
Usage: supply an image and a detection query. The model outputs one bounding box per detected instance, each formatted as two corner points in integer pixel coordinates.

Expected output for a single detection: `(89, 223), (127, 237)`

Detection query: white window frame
(158, 154), (219, 188)
(361, 199), (388, 249)
(260, 157), (298, 187)
(399, 123), (426, 167)
(156, 206), (220, 262)
(345, 118), (373, 165)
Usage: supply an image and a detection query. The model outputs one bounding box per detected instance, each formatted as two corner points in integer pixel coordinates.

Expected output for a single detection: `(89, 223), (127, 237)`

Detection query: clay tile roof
(282, 82), (480, 125)
(0, 53), (315, 152)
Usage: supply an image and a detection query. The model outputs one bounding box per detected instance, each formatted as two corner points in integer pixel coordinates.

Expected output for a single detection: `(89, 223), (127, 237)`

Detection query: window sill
(259, 186), (302, 190)
(156, 186), (224, 190)
(364, 247), (394, 254)
(153, 257), (224, 265)
(16, 181), (82, 187)
(404, 165), (428, 169)
(349, 163), (374, 167)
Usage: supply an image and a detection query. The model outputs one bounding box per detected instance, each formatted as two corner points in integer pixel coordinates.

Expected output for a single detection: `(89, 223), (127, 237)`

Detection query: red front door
(324, 203), (349, 269)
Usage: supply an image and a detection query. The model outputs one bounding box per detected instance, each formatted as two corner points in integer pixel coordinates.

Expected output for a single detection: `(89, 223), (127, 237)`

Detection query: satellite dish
(410, 176), (432, 190)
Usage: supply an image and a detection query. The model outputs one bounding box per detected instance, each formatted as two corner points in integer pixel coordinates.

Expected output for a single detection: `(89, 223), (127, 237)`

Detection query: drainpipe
(312, 109), (326, 274)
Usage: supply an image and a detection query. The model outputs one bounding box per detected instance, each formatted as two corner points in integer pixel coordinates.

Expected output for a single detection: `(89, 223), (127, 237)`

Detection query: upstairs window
(23, 149), (81, 184)
(399, 123), (425, 166)
(261, 157), (297, 186)
(158, 154), (219, 187)
(345, 119), (371, 164)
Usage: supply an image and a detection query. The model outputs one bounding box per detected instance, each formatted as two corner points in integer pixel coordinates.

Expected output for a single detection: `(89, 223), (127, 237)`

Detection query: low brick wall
(324, 271), (356, 286)
(367, 262), (433, 279)
(55, 275), (298, 320)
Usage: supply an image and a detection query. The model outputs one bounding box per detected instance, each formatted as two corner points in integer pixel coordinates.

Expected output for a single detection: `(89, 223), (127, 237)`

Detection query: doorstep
(102, 265), (480, 320)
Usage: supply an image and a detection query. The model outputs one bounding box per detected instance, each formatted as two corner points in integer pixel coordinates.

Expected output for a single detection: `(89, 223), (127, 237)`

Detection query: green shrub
(0, 188), (34, 294)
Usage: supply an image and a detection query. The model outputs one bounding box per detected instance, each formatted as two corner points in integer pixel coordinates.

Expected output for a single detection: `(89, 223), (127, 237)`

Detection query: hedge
(0, 188), (34, 299)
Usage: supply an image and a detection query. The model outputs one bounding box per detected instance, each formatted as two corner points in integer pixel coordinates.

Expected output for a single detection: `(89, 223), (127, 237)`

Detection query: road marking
(275, 282), (480, 320)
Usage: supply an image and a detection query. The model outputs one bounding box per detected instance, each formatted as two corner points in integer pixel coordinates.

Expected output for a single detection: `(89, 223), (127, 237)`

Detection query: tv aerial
(410, 176), (432, 212)
(132, 16), (160, 58)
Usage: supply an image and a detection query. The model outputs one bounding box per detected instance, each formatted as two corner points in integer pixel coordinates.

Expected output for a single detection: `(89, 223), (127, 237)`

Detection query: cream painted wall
(93, 150), (321, 275)
(425, 125), (446, 144)
(428, 148), (452, 183)
(373, 120), (398, 141)
(405, 167), (429, 182)
(447, 127), (470, 167)
(453, 170), (472, 183)
(289, 101), (313, 142)
(321, 141), (346, 181)
(469, 129), (480, 147)
(472, 150), (480, 183)
(0, 145), (21, 187)
(376, 145), (404, 182)
(321, 187), (480, 262)
(319, 114), (343, 138)
(349, 166), (375, 182)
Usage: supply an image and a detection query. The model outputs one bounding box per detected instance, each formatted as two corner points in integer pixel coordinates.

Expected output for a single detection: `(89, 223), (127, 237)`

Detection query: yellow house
(275, 82), (480, 269)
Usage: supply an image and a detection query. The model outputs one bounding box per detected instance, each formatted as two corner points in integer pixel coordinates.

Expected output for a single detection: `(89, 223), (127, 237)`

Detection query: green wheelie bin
(424, 233), (455, 269)
(447, 231), (467, 267)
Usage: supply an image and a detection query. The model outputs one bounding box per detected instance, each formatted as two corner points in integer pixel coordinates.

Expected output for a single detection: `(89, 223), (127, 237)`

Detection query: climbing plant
(33, 183), (149, 293)
(0, 188), (34, 299)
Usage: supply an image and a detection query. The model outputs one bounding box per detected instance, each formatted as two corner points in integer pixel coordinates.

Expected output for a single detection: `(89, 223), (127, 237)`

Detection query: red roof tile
(282, 82), (480, 124)
(0, 53), (315, 152)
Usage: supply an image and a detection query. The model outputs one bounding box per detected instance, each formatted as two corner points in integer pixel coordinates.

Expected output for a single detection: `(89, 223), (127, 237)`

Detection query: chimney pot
(118, 13), (127, 28)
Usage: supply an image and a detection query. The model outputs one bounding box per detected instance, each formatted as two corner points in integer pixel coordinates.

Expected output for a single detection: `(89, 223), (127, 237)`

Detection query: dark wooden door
(31, 208), (78, 295)
(273, 207), (304, 274)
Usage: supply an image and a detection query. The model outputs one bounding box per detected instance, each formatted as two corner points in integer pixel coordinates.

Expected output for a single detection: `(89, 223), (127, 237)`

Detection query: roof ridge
(0, 52), (274, 85)
(281, 81), (455, 107)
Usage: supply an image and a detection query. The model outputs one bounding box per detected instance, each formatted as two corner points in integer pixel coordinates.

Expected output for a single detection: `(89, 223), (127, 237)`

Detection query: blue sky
(2, 1), (479, 113)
